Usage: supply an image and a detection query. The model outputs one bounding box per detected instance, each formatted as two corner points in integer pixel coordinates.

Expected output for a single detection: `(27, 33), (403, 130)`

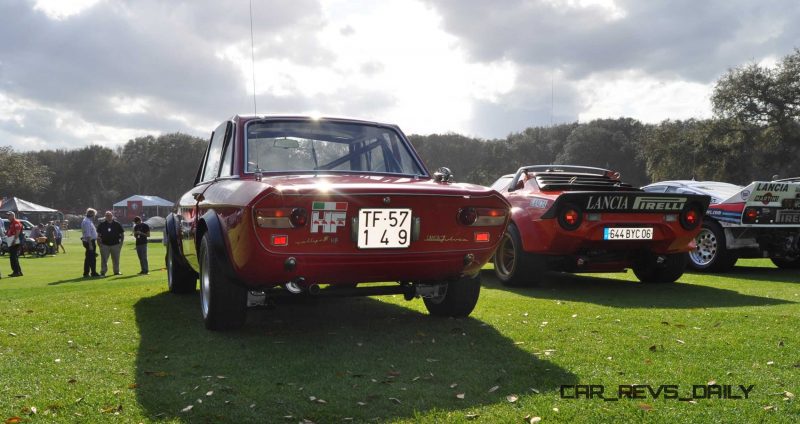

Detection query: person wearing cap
(97, 210), (124, 276)
(132, 216), (150, 275)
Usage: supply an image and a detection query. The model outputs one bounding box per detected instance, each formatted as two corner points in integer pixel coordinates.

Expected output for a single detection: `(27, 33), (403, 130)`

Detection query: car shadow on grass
(686, 265), (800, 284)
(481, 270), (795, 309)
(133, 292), (576, 422)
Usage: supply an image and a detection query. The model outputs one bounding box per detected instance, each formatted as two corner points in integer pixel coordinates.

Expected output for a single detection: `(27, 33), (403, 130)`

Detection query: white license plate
(358, 208), (412, 248)
(603, 227), (653, 240)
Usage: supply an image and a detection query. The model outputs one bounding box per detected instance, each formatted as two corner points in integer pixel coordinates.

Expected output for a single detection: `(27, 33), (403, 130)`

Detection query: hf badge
(311, 201), (348, 233)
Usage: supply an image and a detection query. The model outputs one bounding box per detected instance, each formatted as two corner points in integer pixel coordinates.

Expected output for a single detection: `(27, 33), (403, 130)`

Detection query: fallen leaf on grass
(67, 379), (77, 384)
(767, 361), (775, 365)
(638, 403), (653, 411)
(206, 391), (213, 396)
(763, 405), (775, 411)
(144, 371), (168, 377)
(675, 339), (685, 344)
(128, 384), (138, 389)
(783, 391), (795, 400)
(356, 402), (367, 406)
(488, 385), (500, 393)
(100, 405), (122, 414)
(181, 405), (193, 413)
(506, 395), (518, 403)
(5, 417), (22, 424)
(525, 416), (542, 424)
(389, 397), (401, 404)
(707, 380), (716, 386)
(465, 413), (479, 419)
(450, 383), (458, 389)
(456, 393), (465, 399)
(8, 333), (17, 337)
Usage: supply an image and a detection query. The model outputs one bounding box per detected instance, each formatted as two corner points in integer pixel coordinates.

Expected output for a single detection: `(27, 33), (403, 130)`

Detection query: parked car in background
(490, 165), (710, 285)
(643, 179), (800, 271)
(165, 115), (510, 330)
(1, 218), (34, 255)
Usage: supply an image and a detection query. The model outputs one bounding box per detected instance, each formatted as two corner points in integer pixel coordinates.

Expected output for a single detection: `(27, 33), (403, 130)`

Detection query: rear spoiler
(718, 181), (800, 207)
(712, 181), (800, 226)
(541, 191), (710, 219)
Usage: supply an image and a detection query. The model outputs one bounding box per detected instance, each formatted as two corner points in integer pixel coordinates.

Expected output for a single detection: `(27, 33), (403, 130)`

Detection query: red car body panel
(173, 116), (510, 289)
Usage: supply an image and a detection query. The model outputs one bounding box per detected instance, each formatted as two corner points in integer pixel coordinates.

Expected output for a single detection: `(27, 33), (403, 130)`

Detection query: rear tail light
(742, 207), (758, 224)
(558, 204), (582, 230)
(680, 207), (701, 230)
(457, 207), (507, 226)
(271, 235), (289, 246)
(256, 207), (307, 228)
(474, 232), (490, 242)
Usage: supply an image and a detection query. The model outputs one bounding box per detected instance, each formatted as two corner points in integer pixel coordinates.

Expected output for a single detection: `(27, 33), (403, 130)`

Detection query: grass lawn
(0, 231), (798, 423)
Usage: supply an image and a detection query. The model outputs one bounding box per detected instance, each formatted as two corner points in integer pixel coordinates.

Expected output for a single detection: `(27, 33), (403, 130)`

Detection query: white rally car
(642, 179), (800, 271)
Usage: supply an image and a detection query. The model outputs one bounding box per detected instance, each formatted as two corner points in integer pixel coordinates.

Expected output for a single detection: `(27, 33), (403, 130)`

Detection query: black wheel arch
(197, 210), (241, 286)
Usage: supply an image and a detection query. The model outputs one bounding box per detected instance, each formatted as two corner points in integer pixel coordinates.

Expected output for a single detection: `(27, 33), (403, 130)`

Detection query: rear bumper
(232, 249), (494, 288)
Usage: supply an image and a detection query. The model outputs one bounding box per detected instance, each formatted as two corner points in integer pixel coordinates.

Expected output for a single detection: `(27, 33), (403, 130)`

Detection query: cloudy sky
(1, 0), (798, 151)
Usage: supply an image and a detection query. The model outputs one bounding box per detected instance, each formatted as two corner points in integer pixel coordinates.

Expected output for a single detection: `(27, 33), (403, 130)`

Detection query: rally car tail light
(457, 207), (507, 226)
(558, 204), (582, 230)
(680, 207), (701, 230)
(256, 208), (307, 228)
(742, 207), (759, 224)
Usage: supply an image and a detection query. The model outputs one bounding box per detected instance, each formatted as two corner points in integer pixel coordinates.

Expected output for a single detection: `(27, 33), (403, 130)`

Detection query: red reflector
(685, 210), (698, 225)
(564, 209), (579, 226)
(272, 235), (288, 246)
(475, 232), (490, 242)
(745, 208), (758, 220)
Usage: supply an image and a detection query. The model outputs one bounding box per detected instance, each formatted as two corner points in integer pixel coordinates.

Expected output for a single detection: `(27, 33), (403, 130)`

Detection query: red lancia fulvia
(489, 165), (710, 286)
(165, 116), (510, 330)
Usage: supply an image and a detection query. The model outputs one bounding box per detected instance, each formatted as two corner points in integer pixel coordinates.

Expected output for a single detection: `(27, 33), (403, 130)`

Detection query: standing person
(132, 216), (150, 275)
(54, 221), (65, 253)
(6, 212), (23, 277)
(81, 208), (100, 277)
(97, 211), (124, 276)
(0, 219), (5, 278)
(45, 221), (56, 254)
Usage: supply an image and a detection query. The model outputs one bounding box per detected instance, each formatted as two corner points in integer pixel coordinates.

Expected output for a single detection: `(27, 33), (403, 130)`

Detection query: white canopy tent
(112, 195), (174, 223)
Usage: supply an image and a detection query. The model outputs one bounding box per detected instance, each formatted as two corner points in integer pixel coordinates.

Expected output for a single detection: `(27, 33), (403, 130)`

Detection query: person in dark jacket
(132, 216), (150, 275)
(97, 210), (124, 276)
(6, 212), (23, 277)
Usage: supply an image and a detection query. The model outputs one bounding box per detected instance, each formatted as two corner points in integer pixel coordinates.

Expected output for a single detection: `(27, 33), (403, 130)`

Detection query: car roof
(234, 115), (398, 128)
(645, 180), (743, 198)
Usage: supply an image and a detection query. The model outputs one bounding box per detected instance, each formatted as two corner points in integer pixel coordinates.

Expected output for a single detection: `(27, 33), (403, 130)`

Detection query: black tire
(632, 253), (687, 283)
(771, 257), (800, 269)
(198, 234), (247, 330)
(493, 223), (545, 286)
(166, 241), (197, 293)
(34, 243), (47, 257)
(687, 220), (738, 272)
(423, 274), (481, 318)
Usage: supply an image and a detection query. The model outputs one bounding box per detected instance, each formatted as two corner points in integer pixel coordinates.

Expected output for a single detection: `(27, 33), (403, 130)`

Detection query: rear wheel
(687, 221), (738, 272)
(423, 275), (481, 318)
(633, 253), (687, 283)
(34, 243), (47, 257)
(166, 241), (197, 293)
(771, 257), (800, 269)
(199, 234), (247, 330)
(493, 223), (544, 286)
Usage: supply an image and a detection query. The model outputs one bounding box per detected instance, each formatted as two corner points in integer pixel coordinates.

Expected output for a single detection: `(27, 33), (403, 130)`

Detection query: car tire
(199, 234), (247, 330)
(423, 274), (481, 318)
(632, 253), (687, 283)
(770, 257), (800, 269)
(687, 221), (738, 272)
(35, 243), (47, 257)
(493, 223), (544, 286)
(166, 241), (197, 294)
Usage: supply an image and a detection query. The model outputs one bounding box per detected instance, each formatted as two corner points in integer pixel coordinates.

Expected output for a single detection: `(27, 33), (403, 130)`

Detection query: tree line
(1, 49), (798, 212)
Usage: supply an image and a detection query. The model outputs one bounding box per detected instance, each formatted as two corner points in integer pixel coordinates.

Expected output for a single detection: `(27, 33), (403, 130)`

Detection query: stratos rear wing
(540, 191), (710, 219)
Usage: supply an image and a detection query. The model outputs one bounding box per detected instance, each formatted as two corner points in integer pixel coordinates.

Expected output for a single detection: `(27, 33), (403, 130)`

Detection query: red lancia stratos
(489, 165), (710, 286)
(165, 116), (510, 330)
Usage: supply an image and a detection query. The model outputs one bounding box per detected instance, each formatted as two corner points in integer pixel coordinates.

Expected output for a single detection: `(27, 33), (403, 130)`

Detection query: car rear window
(245, 120), (426, 177)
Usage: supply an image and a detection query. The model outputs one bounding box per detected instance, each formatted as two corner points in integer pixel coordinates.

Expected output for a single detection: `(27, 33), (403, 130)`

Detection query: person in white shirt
(81, 208), (100, 277)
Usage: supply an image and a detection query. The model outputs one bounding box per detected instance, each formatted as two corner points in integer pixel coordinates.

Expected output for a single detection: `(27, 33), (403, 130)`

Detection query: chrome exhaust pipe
(285, 278), (305, 294)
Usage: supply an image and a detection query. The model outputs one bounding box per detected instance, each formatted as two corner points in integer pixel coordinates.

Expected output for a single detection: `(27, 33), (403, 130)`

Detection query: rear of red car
(493, 166), (710, 285)
(230, 176), (509, 286)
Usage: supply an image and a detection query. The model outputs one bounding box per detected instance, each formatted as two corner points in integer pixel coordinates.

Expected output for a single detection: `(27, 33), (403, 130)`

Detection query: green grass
(0, 232), (798, 423)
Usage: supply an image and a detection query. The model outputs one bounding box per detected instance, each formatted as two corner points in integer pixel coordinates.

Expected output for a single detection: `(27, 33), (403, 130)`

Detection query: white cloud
(577, 71), (712, 123)
(33, 0), (102, 20)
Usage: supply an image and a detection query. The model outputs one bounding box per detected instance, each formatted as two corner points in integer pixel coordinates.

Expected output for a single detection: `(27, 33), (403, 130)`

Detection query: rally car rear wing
(540, 191), (710, 219)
